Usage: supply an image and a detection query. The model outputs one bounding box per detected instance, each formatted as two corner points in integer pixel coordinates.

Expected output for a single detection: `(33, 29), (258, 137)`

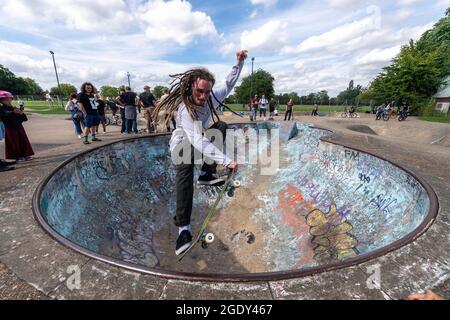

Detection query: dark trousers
(285, 109), (292, 120)
(173, 121), (227, 227)
(260, 108), (266, 118)
(120, 108), (126, 133)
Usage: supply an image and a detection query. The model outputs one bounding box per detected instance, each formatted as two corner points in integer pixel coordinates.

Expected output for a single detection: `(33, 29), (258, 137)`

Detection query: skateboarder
(154, 50), (247, 255)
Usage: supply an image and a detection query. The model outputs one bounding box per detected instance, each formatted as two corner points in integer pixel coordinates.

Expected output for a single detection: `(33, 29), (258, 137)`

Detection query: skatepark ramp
(33, 122), (438, 281)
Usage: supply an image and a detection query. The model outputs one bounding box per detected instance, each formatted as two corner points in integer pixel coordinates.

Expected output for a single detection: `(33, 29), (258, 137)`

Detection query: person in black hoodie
(0, 90), (34, 162)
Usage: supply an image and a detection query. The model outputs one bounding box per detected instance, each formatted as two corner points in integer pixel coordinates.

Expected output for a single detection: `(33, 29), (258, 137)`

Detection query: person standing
(285, 99), (294, 121)
(65, 92), (83, 139)
(153, 50), (247, 256)
(95, 94), (107, 134)
(259, 94), (268, 121)
(116, 88), (127, 134)
(251, 94), (258, 121)
(312, 103), (319, 116)
(119, 86), (139, 134)
(139, 85), (156, 133)
(0, 90), (34, 161)
(269, 97), (277, 120)
(77, 82), (101, 144)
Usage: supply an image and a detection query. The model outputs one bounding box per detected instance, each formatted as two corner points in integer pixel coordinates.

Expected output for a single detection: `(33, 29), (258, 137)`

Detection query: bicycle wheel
(105, 117), (111, 126)
(383, 113), (390, 121)
(341, 113), (347, 118)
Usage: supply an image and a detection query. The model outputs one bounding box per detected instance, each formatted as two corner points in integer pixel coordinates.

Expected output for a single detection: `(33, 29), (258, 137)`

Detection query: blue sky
(0, 0), (449, 96)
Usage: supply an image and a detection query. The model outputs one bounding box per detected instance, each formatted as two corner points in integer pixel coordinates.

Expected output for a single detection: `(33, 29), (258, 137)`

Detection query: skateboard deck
(178, 170), (239, 262)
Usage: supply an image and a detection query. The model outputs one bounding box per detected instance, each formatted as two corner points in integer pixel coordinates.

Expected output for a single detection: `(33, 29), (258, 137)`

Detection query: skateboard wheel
(205, 233), (215, 244)
(227, 188), (234, 197)
(201, 241), (209, 249)
(232, 180), (241, 188)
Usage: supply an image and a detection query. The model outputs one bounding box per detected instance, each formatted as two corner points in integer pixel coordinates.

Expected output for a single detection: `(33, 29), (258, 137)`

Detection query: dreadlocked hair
(153, 68), (215, 129)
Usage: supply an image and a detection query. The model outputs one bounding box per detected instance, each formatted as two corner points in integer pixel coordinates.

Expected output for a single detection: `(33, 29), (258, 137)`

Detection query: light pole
(249, 57), (255, 107)
(49, 51), (64, 109)
(126, 72), (131, 88)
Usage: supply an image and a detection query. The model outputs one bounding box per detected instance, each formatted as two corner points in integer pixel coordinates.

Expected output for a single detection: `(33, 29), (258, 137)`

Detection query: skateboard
(178, 169), (240, 262)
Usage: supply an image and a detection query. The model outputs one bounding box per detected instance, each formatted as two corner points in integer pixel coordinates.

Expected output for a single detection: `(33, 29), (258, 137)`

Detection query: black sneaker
(175, 230), (192, 256)
(0, 164), (14, 172)
(0, 160), (16, 166)
(198, 173), (225, 186)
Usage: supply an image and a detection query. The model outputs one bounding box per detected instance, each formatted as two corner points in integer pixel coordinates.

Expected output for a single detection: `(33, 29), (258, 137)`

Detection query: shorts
(99, 115), (107, 124)
(85, 114), (100, 128)
(0, 121), (5, 140)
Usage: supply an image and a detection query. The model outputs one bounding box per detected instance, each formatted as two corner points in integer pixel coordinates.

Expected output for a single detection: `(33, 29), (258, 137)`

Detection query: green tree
(337, 80), (363, 105)
(100, 85), (119, 98)
(22, 78), (44, 95)
(152, 85), (169, 100)
(234, 69), (275, 103)
(50, 83), (77, 99)
(363, 8), (450, 113)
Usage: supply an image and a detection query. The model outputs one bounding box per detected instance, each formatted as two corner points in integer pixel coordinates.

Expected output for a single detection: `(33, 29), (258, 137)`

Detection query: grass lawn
(11, 100), (374, 116)
(418, 116), (450, 124)
(12, 100), (68, 115)
(226, 104), (372, 113)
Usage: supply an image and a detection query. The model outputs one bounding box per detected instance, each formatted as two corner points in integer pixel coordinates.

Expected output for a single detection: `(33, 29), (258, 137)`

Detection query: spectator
(139, 85), (156, 133)
(119, 86), (139, 134)
(251, 95), (258, 121)
(77, 82), (102, 145)
(116, 87), (127, 134)
(0, 91), (34, 161)
(285, 99), (294, 121)
(0, 92), (16, 171)
(259, 94), (268, 121)
(95, 94), (107, 134)
(312, 103), (319, 116)
(65, 92), (83, 139)
(269, 97), (277, 120)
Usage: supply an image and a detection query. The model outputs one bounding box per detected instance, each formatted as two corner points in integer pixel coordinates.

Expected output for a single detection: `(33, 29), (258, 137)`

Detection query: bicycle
(341, 109), (359, 118)
(375, 109), (390, 121)
(105, 114), (122, 126)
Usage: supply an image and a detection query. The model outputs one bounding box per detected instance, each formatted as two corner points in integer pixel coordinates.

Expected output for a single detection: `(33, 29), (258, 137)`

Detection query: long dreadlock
(153, 68), (216, 129)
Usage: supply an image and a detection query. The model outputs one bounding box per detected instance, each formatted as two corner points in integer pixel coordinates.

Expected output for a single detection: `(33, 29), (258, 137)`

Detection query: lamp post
(249, 57), (255, 107)
(126, 72), (131, 88)
(49, 51), (64, 109)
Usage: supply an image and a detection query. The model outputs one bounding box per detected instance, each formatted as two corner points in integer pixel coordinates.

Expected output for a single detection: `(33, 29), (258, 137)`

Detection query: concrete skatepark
(0, 113), (449, 299)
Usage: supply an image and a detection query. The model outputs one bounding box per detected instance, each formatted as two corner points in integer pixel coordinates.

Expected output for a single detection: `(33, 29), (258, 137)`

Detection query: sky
(1, 0), (449, 97)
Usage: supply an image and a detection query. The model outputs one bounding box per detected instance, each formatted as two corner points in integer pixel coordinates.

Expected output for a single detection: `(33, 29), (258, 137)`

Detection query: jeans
(70, 111), (83, 135)
(260, 108), (266, 118)
(285, 109), (292, 121)
(120, 109), (126, 133)
(173, 121), (227, 227)
(125, 119), (138, 133)
(252, 108), (258, 121)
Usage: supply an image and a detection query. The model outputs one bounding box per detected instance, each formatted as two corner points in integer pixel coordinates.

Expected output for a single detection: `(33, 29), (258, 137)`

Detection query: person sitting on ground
(0, 91), (34, 161)
(153, 50), (247, 256)
(65, 92), (84, 139)
(77, 82), (102, 144)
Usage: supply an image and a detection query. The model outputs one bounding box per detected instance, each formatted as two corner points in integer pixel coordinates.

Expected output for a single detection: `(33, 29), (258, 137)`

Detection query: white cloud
(355, 46), (402, 65)
(138, 0), (218, 45)
(241, 20), (288, 52)
(250, 0), (277, 7)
